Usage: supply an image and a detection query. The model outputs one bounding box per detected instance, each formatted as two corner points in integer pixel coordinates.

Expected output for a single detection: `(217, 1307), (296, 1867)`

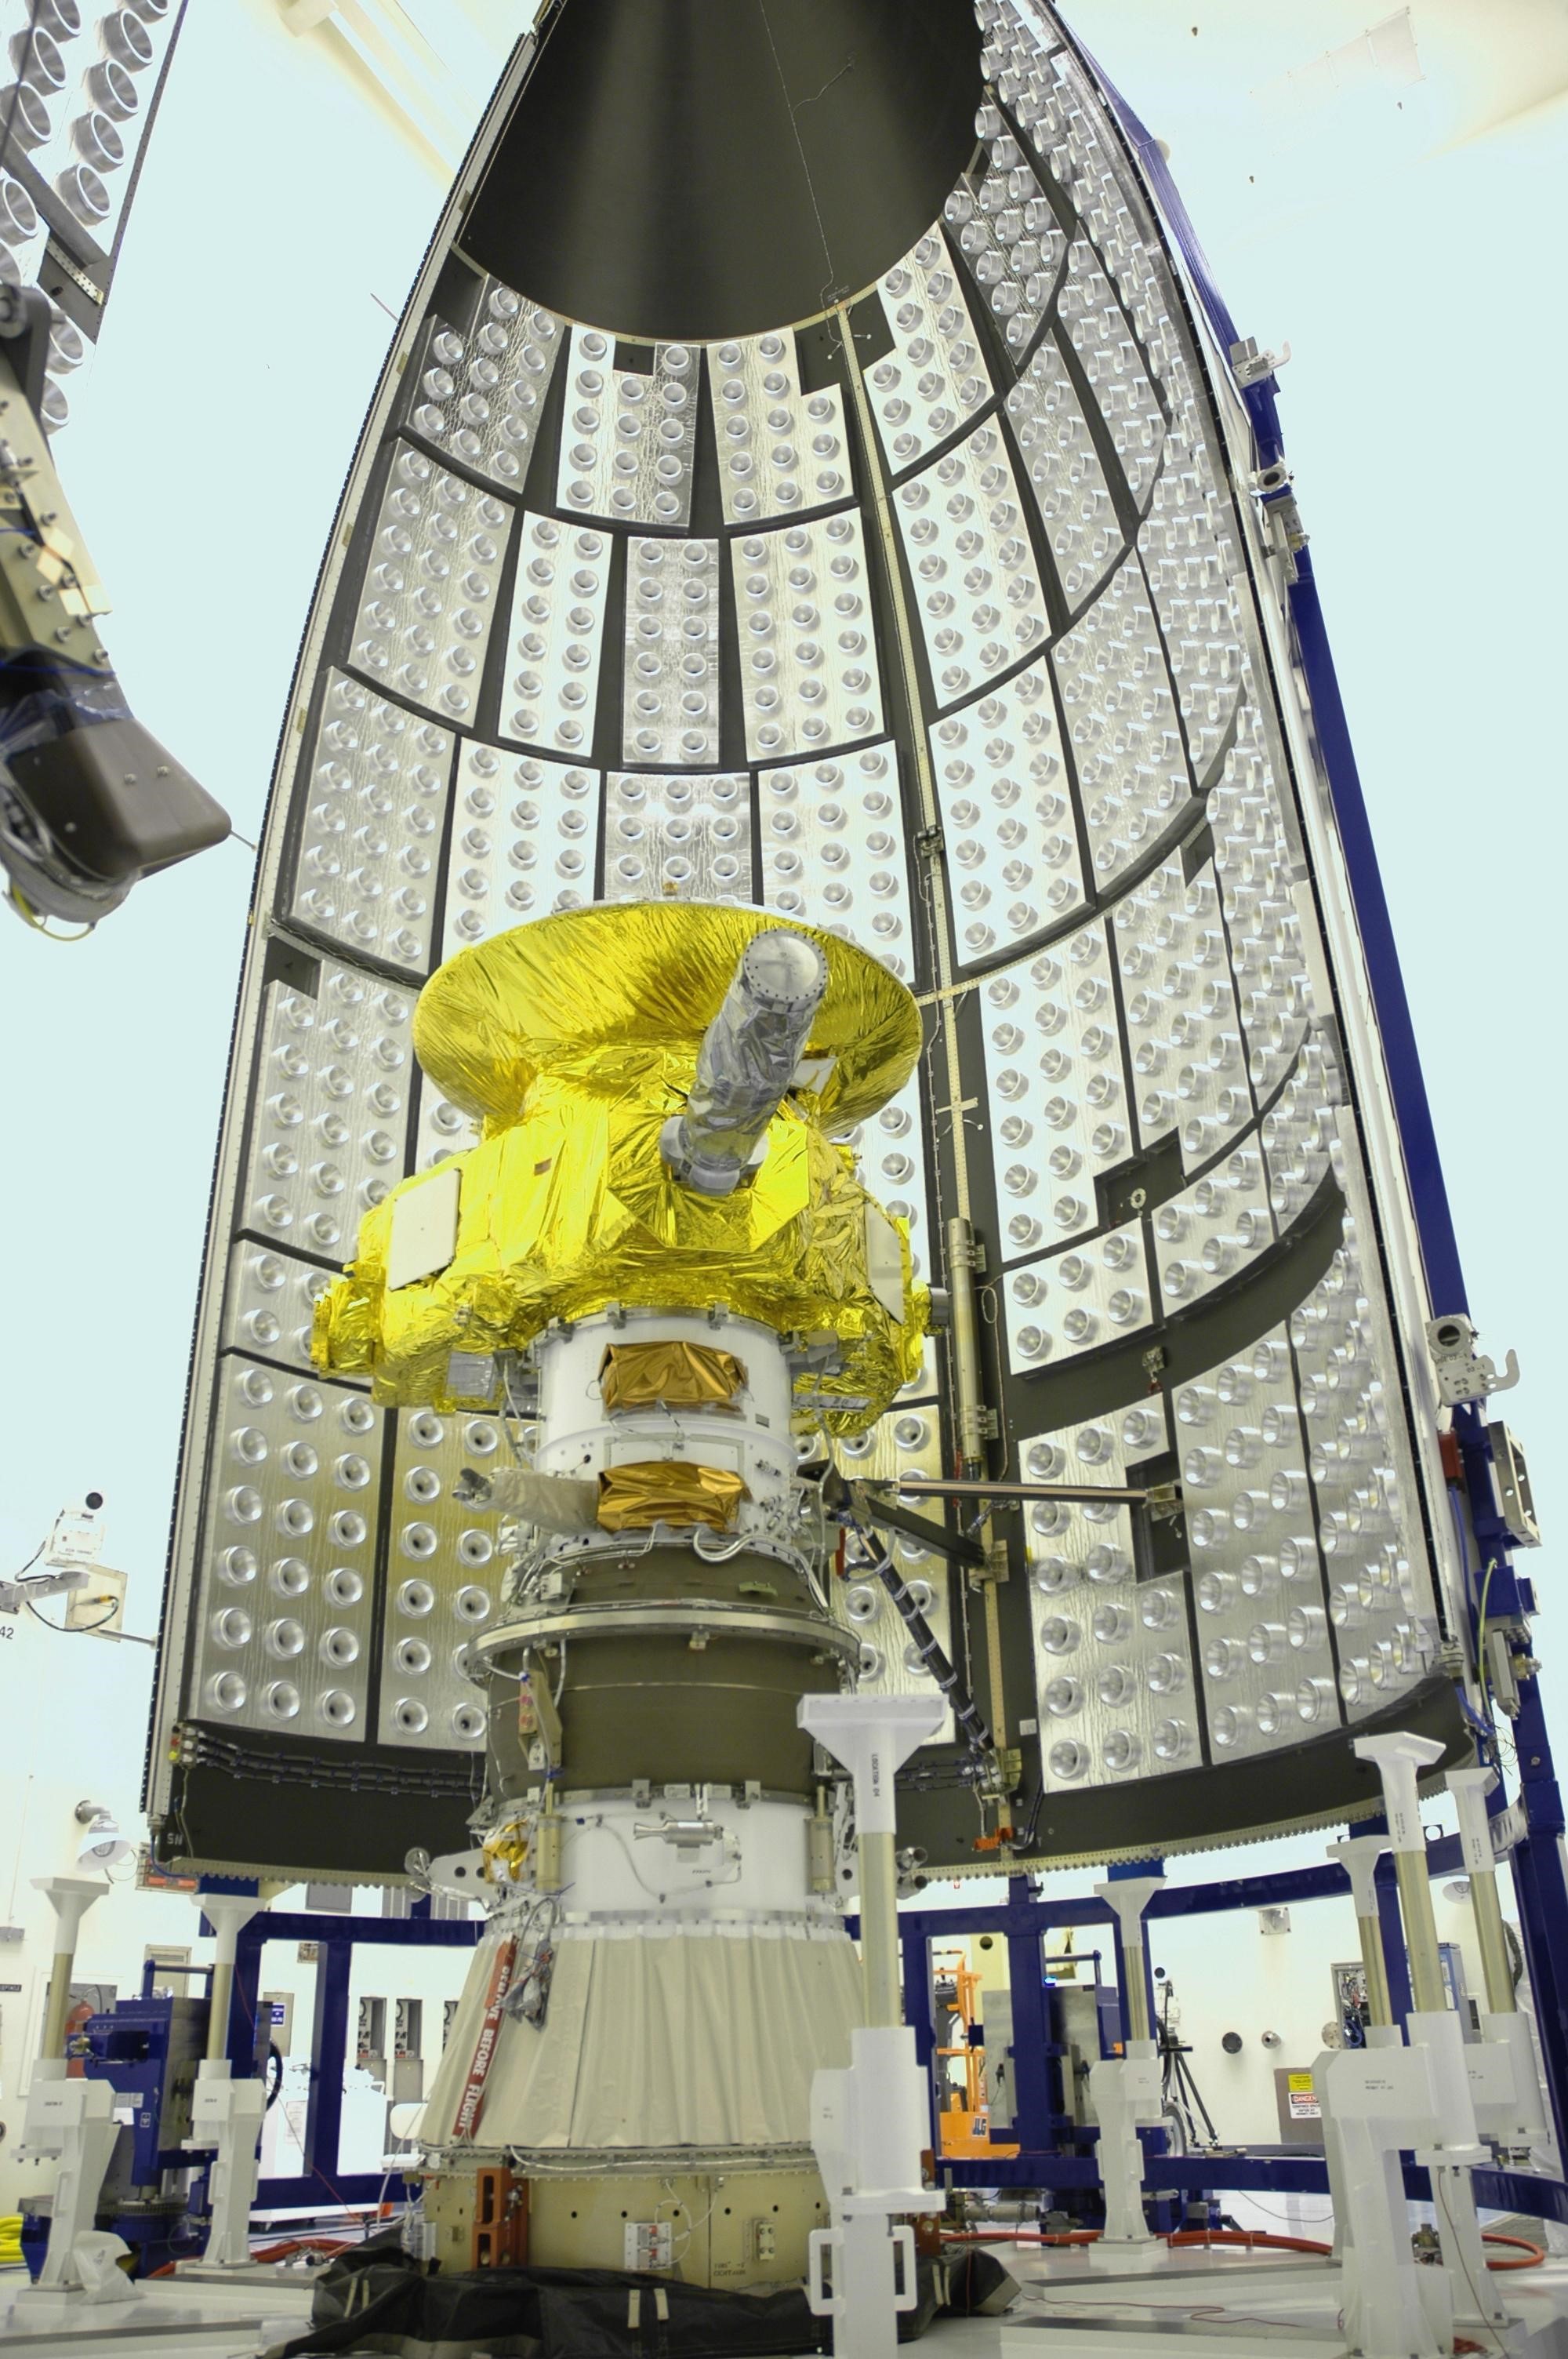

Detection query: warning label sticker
(1286, 2070), (1321, 2120)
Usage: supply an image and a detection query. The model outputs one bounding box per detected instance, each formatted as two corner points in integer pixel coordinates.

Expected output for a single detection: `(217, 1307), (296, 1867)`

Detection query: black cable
(848, 1520), (995, 1764)
(24, 1594), (120, 1635)
(7, 1542), (42, 1581)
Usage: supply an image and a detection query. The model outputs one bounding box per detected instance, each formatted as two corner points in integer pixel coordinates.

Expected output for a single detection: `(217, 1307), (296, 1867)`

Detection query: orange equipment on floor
(935, 1946), (1021, 2161)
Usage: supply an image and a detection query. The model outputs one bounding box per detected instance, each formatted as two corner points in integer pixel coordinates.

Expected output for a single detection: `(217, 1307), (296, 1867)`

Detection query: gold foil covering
(412, 902), (920, 1135)
(597, 1460), (750, 1533)
(601, 1341), (746, 1412)
(314, 905), (927, 1434)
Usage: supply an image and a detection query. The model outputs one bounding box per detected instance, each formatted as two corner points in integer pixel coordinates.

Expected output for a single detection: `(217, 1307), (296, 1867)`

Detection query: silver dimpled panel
(1054, 235), (1165, 512)
(708, 328), (849, 526)
(1177, 1324), (1341, 1761)
(1024, 1401), (1199, 1794)
(289, 671), (452, 974)
(869, 227), (990, 475)
(1116, 853), (1254, 1175)
(942, 107), (1065, 358)
(733, 511), (884, 761)
(1013, 41), (1179, 378)
(242, 962), (414, 1266)
(982, 916), (1128, 1256)
(503, 513), (611, 757)
(895, 416), (1049, 710)
(555, 327), (699, 527)
(1292, 1223), (1436, 1717)
(1050, 552), (1191, 889)
(976, 0), (1062, 104)
(1152, 1136), (1276, 1314)
(621, 536), (720, 766)
(412, 1070), (481, 1176)
(1005, 1219), (1153, 1373)
(1007, 336), (1123, 613)
(400, 284), (563, 493)
(192, 1358), (383, 1742)
(601, 771), (753, 903)
(382, 1407), (503, 1750)
(838, 1073), (935, 1287)
(933, 652), (1086, 964)
(1261, 1032), (1342, 1235)
(442, 743), (601, 956)
(223, 1241), (336, 1375)
(757, 741), (914, 982)
(1139, 431), (1243, 782)
(1212, 708), (1315, 1100)
(349, 443), (511, 726)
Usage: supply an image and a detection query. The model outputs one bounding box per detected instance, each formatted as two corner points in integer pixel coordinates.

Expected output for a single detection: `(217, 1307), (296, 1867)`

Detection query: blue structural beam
(300, 1929), (353, 2215)
(896, 1845), (1467, 1951)
(903, 1927), (939, 2150)
(903, 1824), (1566, 2175)
(1007, 1910), (1061, 2143)
(1450, 1393), (1568, 2157)
(936, 2148), (1568, 2227)
(229, 1910), (481, 2214)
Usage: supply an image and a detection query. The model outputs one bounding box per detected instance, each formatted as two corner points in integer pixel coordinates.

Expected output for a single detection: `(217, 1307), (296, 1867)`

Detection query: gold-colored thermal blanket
(596, 1460), (750, 1533)
(600, 1340), (746, 1412)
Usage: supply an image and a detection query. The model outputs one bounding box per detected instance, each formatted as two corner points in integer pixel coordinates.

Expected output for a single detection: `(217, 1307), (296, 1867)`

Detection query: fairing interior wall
(147, 0), (1467, 1881)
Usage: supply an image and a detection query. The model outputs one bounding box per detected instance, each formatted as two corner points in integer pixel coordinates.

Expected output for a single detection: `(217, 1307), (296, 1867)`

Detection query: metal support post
(16, 1876), (136, 2306)
(1327, 1834), (1395, 2036)
(1087, 1874), (1165, 2260)
(1355, 1735), (1447, 2016)
(1450, 1767), (1550, 2161)
(186, 1894), (268, 2268)
(1450, 1768), (1515, 2016)
(1373, 1843), (1415, 2027)
(943, 1216), (985, 1474)
(33, 1877), (106, 2062)
(799, 1694), (946, 2359)
(1321, 1732), (1495, 2354)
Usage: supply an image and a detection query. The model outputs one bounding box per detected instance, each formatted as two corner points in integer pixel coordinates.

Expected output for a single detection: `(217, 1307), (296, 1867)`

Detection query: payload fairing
(147, 0), (1483, 2282)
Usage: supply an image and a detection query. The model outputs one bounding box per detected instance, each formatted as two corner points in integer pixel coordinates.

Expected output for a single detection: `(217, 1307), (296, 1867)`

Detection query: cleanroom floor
(4, 2243), (1568, 2357)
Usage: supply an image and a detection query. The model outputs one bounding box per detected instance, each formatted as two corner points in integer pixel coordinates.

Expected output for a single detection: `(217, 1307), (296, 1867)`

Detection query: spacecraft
(143, 0), (1507, 2299)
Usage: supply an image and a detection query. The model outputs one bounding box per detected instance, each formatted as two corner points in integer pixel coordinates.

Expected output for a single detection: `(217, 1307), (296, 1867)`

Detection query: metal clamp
(1426, 1314), (1519, 1406)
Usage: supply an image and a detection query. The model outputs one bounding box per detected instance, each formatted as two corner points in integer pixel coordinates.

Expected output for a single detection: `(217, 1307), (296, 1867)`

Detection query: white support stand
(16, 2064), (137, 2305)
(185, 1893), (268, 2267)
(1316, 2037), (1457, 2359)
(1319, 1831), (1399, 2283)
(189, 2064), (269, 2266)
(1086, 1876), (1165, 2268)
(13, 1872), (137, 2309)
(807, 2024), (933, 2359)
(798, 1694), (946, 2359)
(1449, 1767), (1551, 2160)
(1311, 1733), (1499, 2359)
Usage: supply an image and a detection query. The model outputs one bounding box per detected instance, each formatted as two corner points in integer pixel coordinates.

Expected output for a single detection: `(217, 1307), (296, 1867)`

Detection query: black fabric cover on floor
(942, 2248), (1021, 2317)
(263, 2234), (966, 2357)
